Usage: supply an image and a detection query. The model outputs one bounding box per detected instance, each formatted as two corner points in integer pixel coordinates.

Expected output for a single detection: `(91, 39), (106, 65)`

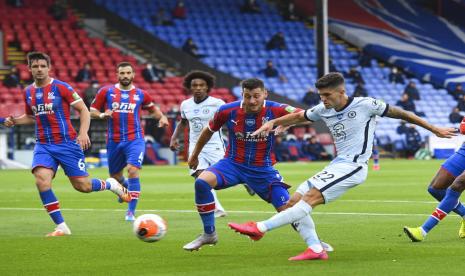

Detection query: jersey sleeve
(90, 87), (107, 111)
(275, 104), (302, 117)
(304, 103), (324, 122)
(141, 90), (155, 111)
(208, 108), (228, 132)
(61, 83), (82, 105)
(364, 97), (389, 117)
(180, 100), (187, 119)
(24, 91), (33, 116)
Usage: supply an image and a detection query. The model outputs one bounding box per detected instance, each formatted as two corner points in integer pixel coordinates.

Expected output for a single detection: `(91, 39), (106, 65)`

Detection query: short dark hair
(315, 72), (345, 89)
(27, 52), (51, 67)
(183, 70), (216, 92)
(241, 78), (265, 91)
(117, 62), (134, 71)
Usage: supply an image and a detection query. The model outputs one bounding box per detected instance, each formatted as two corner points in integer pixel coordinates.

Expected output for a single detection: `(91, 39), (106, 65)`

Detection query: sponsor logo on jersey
(115, 102), (136, 113)
(194, 109), (200, 114)
(337, 113), (344, 120)
(235, 131), (267, 142)
(111, 102), (120, 110)
(32, 103), (54, 115)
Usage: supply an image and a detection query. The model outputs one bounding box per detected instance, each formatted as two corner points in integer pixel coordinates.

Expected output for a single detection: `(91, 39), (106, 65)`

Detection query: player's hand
(100, 110), (113, 119)
(169, 138), (180, 151)
(3, 116), (15, 128)
(252, 121), (274, 137)
(77, 132), (91, 150)
(188, 155), (199, 170)
(274, 125), (290, 135)
(158, 115), (169, 128)
(433, 126), (458, 138)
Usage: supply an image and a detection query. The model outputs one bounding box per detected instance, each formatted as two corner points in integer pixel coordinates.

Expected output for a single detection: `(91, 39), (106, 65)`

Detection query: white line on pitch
(0, 207), (430, 217)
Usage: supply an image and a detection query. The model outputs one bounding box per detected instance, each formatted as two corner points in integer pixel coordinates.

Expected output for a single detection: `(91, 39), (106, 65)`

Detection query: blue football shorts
(107, 138), (145, 174)
(206, 158), (289, 206)
(441, 146), (465, 177)
(32, 141), (88, 178)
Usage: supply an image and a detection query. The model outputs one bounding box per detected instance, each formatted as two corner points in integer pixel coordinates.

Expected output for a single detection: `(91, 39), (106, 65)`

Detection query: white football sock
(57, 222), (71, 234)
(261, 200), (312, 231)
(294, 215), (322, 252)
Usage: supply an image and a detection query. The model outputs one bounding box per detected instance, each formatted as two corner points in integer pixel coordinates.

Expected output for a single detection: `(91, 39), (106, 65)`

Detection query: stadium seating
(0, 0), (236, 118)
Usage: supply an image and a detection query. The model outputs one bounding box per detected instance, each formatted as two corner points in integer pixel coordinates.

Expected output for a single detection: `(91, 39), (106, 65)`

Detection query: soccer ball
(133, 214), (167, 242)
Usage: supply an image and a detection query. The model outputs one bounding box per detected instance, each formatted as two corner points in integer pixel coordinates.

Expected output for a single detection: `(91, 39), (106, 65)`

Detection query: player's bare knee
(302, 188), (324, 207)
(33, 169), (53, 191)
(451, 176), (465, 193)
(127, 166), (139, 178)
(197, 171), (217, 188)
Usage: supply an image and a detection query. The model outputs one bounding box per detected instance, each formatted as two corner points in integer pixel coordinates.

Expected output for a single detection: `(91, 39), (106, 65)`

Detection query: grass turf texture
(0, 159), (464, 275)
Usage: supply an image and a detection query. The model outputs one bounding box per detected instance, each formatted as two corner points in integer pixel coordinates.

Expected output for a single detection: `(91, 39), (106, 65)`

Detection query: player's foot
(320, 240), (334, 252)
(244, 184), (256, 196)
(228, 221), (264, 241)
(183, 233), (218, 251)
(459, 219), (465, 238)
(288, 248), (328, 261)
(214, 209), (227, 218)
(107, 178), (131, 203)
(403, 226), (425, 242)
(125, 211), (135, 222)
(46, 222), (71, 237)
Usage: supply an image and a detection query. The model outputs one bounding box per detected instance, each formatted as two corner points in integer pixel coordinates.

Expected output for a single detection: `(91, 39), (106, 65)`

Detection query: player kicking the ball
(228, 72), (456, 260)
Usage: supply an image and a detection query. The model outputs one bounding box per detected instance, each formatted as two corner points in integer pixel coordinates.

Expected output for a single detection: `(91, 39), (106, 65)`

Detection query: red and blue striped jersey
(24, 78), (82, 144)
(208, 100), (300, 167)
(91, 84), (156, 142)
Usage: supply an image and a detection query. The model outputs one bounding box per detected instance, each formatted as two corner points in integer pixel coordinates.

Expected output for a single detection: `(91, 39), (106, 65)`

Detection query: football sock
(428, 186), (465, 217)
(293, 215), (323, 252)
(118, 176), (129, 189)
(261, 200), (312, 231)
(195, 178), (215, 234)
(128, 178), (141, 214)
(422, 188), (461, 233)
(91, 178), (110, 191)
(211, 189), (225, 211)
(39, 189), (64, 225)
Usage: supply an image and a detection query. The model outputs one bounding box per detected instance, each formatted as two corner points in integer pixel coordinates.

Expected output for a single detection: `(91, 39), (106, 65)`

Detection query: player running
(183, 78), (333, 252)
(2, 52), (130, 236)
(228, 72), (456, 260)
(90, 62), (169, 221)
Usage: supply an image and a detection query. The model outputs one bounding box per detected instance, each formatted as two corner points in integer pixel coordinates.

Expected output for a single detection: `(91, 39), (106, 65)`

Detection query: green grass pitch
(0, 159), (464, 275)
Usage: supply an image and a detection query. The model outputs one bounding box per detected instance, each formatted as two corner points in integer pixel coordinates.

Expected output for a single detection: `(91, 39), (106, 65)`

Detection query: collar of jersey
(335, 97), (354, 112)
(33, 78), (54, 89)
(194, 95), (209, 104)
(114, 83), (135, 91)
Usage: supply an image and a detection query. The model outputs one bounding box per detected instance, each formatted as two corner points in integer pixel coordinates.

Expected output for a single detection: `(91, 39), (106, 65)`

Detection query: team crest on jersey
(36, 92), (43, 99)
(112, 102), (120, 110)
(48, 92), (55, 100)
(121, 94), (129, 99)
(133, 94), (140, 101)
(245, 119), (255, 126)
(348, 111), (357, 118)
(202, 108), (210, 114)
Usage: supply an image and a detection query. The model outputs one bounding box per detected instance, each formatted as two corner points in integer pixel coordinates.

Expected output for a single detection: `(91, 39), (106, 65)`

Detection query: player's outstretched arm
(73, 101), (91, 150)
(170, 118), (188, 151)
(188, 127), (214, 170)
(252, 111), (308, 137)
(385, 106), (456, 138)
(3, 114), (35, 127)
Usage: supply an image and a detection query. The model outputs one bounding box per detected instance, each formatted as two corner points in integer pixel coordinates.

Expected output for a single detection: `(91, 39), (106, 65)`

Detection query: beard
(119, 77), (133, 87)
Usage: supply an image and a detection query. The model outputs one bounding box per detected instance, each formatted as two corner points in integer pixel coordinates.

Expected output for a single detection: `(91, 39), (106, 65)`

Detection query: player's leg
(31, 144), (70, 236)
(404, 171), (465, 242)
(34, 166), (71, 237)
(184, 159), (241, 251)
(122, 139), (146, 220)
(193, 151), (227, 217)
